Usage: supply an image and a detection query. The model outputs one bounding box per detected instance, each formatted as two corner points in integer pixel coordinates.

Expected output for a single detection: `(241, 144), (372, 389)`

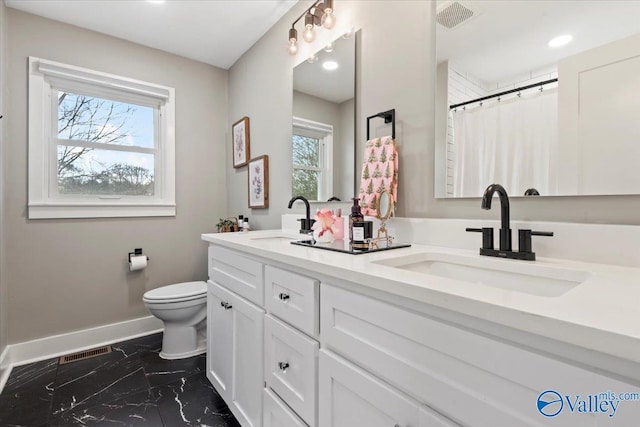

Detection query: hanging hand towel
(358, 136), (398, 216)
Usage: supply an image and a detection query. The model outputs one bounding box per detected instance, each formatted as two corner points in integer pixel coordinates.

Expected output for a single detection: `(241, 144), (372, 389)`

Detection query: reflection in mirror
(292, 30), (356, 202)
(434, 1), (640, 198)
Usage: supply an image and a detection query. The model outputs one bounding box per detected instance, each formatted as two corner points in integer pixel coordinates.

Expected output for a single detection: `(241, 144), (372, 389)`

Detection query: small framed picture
(232, 117), (250, 168)
(248, 155), (269, 209)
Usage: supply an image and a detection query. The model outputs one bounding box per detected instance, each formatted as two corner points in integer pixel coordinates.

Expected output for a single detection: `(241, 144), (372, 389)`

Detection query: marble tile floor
(0, 333), (241, 426)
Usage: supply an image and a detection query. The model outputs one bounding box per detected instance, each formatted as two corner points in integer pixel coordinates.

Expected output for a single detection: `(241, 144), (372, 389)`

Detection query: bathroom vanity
(202, 226), (640, 427)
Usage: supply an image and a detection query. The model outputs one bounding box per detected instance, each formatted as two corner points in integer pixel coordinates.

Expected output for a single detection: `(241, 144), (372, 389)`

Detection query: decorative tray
(290, 239), (411, 255)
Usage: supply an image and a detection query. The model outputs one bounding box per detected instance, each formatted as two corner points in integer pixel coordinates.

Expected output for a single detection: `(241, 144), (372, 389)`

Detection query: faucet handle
(466, 227), (494, 250)
(518, 229), (553, 254)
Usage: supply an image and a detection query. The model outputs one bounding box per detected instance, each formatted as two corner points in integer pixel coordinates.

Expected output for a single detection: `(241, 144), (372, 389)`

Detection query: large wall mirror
(434, 1), (640, 198)
(291, 30), (357, 202)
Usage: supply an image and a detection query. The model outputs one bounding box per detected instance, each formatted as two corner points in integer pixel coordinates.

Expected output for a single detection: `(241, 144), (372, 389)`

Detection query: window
(292, 117), (333, 201)
(28, 57), (175, 219)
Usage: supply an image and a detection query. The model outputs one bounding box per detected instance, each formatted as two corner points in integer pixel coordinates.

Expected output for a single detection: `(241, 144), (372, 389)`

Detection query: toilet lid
(143, 281), (207, 301)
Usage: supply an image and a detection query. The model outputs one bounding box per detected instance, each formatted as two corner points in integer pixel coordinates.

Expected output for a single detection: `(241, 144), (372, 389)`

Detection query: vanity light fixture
(322, 60), (338, 71)
(548, 34), (573, 48)
(287, 0), (337, 55)
(288, 27), (299, 55)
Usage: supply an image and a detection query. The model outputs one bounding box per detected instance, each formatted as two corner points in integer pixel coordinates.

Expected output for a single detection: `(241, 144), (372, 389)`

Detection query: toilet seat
(143, 281), (207, 304)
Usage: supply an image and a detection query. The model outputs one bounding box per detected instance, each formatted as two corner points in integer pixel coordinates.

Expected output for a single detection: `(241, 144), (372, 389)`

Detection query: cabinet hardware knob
(279, 293), (290, 301)
(220, 301), (232, 310)
(278, 362), (289, 372)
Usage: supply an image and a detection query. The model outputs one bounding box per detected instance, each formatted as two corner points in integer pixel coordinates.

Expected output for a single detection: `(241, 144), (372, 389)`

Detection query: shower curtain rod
(449, 78), (558, 110)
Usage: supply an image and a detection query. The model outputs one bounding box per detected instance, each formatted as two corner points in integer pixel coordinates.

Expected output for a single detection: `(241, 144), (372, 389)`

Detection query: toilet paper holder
(128, 248), (150, 262)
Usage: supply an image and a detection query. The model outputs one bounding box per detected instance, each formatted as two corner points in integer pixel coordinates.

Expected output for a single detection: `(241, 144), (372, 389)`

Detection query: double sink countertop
(202, 229), (640, 369)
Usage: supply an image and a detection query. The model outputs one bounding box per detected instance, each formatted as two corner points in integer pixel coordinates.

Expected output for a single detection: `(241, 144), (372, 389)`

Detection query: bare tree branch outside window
(57, 92), (155, 196)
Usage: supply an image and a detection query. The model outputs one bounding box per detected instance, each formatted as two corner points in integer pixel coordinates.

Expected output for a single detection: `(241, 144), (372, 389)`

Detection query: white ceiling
(436, 0), (640, 84)
(5, 0), (298, 70)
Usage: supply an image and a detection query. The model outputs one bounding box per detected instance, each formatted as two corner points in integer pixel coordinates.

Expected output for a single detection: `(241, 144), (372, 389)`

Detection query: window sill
(28, 203), (176, 219)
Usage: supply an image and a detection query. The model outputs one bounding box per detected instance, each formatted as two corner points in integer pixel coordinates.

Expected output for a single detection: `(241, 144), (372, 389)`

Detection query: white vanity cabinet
(207, 246), (265, 427)
(204, 237), (640, 427)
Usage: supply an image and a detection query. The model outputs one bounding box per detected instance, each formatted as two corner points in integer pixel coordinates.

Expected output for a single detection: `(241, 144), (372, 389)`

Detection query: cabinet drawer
(321, 284), (640, 427)
(265, 315), (318, 427)
(209, 244), (264, 306)
(265, 265), (319, 337)
(263, 388), (308, 427)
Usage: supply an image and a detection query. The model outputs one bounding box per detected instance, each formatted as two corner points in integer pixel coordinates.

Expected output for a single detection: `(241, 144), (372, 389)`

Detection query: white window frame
(292, 116), (333, 202)
(28, 57), (175, 219)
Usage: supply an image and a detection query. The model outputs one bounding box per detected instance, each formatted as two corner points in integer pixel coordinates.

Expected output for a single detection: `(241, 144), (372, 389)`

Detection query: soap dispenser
(349, 197), (364, 243)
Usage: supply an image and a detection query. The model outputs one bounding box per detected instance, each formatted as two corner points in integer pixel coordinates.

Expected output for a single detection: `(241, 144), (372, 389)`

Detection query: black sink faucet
(288, 195), (315, 234)
(481, 183), (512, 251)
(467, 183), (553, 261)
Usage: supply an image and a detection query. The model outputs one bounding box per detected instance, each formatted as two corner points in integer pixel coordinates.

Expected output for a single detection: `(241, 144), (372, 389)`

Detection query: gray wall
(4, 9), (228, 343)
(0, 0), (7, 360)
(228, 0), (640, 227)
(228, 1), (435, 228)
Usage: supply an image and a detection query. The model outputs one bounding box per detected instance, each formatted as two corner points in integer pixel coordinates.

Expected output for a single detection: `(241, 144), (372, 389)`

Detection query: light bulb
(288, 27), (298, 55)
(288, 40), (298, 55)
(303, 25), (316, 43)
(324, 42), (334, 53)
(307, 54), (318, 64)
(321, 8), (336, 29)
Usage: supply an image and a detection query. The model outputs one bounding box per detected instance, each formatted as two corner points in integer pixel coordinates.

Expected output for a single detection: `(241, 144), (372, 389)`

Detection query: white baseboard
(0, 346), (10, 392)
(1, 315), (163, 390)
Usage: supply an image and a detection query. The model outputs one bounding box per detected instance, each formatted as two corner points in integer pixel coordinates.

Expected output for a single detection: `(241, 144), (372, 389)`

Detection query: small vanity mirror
(374, 190), (393, 243)
(292, 30), (357, 202)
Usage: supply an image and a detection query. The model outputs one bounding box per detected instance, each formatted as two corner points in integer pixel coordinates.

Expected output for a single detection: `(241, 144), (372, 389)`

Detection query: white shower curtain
(451, 89), (558, 197)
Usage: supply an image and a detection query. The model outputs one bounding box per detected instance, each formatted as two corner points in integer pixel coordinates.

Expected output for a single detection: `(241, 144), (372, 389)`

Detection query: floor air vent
(59, 345), (112, 364)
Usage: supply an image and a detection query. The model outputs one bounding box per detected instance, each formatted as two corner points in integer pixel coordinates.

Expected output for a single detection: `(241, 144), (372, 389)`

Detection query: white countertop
(202, 230), (640, 366)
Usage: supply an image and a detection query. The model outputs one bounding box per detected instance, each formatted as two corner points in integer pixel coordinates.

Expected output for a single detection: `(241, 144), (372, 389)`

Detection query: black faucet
(288, 196), (315, 234)
(466, 183), (553, 261)
(481, 183), (511, 251)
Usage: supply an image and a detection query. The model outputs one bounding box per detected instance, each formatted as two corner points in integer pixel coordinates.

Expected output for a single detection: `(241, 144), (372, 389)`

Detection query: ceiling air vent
(436, 1), (477, 30)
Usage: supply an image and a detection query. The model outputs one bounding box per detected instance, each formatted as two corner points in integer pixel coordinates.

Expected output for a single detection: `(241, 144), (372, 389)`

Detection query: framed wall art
(232, 116), (250, 168)
(248, 155), (269, 209)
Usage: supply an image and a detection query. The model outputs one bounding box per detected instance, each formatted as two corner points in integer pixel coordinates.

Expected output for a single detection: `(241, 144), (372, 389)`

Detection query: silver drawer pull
(220, 301), (232, 310)
(278, 362), (290, 372)
(279, 292), (290, 302)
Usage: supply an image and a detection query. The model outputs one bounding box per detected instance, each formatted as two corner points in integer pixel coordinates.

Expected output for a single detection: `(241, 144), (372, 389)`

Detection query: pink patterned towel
(358, 136), (398, 216)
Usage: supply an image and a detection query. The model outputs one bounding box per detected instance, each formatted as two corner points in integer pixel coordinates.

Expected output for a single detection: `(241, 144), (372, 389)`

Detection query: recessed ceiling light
(548, 34), (573, 48)
(322, 61), (338, 71)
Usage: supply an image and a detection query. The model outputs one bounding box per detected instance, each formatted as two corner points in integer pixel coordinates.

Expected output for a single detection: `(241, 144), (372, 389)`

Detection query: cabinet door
(229, 286), (265, 427)
(207, 281), (233, 402)
(318, 349), (420, 427)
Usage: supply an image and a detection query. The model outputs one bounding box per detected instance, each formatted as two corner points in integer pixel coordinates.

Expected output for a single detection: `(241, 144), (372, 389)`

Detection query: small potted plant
(216, 218), (237, 233)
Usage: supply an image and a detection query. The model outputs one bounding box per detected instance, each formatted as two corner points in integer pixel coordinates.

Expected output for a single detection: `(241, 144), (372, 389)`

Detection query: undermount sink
(373, 252), (590, 297)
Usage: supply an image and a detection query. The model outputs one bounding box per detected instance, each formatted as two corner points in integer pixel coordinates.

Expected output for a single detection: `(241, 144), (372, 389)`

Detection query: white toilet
(143, 281), (207, 360)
